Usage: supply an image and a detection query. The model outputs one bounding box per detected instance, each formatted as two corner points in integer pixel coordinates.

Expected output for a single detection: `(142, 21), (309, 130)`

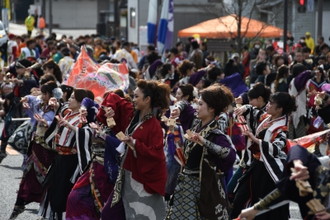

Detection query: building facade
(27, 0), (330, 47)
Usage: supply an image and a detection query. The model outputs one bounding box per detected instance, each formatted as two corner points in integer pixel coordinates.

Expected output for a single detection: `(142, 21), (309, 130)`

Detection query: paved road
(0, 148), (39, 220)
(8, 22), (97, 39)
(0, 147), (303, 220)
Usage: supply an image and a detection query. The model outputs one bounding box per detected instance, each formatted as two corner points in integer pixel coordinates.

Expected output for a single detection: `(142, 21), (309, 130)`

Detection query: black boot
(0, 151), (6, 163)
(0, 140), (7, 163)
(9, 205), (25, 219)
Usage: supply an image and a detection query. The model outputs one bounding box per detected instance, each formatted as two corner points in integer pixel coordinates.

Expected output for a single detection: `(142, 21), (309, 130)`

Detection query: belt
(94, 155), (104, 164)
(56, 146), (77, 155)
(182, 169), (199, 176)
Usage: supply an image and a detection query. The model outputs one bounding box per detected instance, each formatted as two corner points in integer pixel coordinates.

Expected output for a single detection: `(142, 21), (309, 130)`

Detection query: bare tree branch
(188, 0), (282, 53)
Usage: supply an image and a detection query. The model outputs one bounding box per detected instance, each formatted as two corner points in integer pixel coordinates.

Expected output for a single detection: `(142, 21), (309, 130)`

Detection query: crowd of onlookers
(0, 27), (330, 220)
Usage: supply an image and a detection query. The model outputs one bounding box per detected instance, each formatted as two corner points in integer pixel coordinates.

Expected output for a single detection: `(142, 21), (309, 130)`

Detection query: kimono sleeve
(104, 134), (121, 183)
(259, 130), (287, 159)
(134, 123), (164, 160)
(75, 126), (93, 174)
(204, 133), (236, 173)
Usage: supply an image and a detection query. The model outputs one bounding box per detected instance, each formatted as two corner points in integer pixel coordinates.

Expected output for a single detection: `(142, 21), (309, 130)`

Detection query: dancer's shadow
(25, 208), (39, 214)
(0, 164), (23, 171)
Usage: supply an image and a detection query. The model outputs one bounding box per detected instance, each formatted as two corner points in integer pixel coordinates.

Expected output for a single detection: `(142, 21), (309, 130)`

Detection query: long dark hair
(274, 65), (289, 91)
(178, 60), (194, 77)
(248, 82), (271, 103)
(41, 81), (57, 96)
(73, 89), (88, 103)
(178, 84), (194, 102)
(43, 60), (63, 83)
(270, 92), (297, 116)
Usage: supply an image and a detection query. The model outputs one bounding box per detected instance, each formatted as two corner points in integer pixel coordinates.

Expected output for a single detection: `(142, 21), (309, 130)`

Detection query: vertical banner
(147, 0), (158, 45)
(157, 0), (174, 54)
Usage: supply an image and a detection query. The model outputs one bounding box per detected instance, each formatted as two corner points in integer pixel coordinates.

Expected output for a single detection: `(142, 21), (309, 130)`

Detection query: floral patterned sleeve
(204, 139), (231, 158)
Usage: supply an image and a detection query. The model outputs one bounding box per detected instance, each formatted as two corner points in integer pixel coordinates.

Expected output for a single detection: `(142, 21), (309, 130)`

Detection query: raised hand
(102, 106), (115, 118)
(234, 105), (247, 116)
(34, 113), (48, 127)
(290, 160), (309, 181)
(48, 97), (59, 109)
(170, 108), (180, 119)
(238, 206), (259, 220)
(21, 97), (30, 109)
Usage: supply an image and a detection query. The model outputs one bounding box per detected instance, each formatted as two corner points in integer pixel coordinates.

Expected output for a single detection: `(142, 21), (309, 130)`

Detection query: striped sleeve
(75, 126), (93, 174)
(260, 131), (287, 182)
(44, 116), (59, 150)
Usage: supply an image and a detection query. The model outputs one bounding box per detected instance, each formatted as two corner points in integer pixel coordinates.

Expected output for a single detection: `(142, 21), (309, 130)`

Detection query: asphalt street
(0, 22), (304, 219)
(0, 146), (303, 220)
(0, 149), (39, 220)
(8, 22), (97, 39)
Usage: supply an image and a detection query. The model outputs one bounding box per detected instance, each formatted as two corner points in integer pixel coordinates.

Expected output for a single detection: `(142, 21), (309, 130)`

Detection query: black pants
(231, 161), (289, 220)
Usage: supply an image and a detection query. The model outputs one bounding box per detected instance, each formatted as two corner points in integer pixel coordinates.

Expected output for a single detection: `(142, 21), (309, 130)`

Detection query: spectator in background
(201, 41), (209, 67)
(314, 36), (328, 56)
(52, 42), (67, 64)
(176, 41), (187, 59)
(249, 48), (267, 84)
(168, 47), (182, 67)
(290, 48), (313, 70)
(113, 41), (137, 70)
(189, 40), (203, 70)
(320, 44), (330, 57)
(7, 34), (18, 64)
(266, 45), (276, 64)
(305, 32), (315, 54)
(37, 15), (46, 35)
(255, 61), (271, 86)
(249, 41), (261, 60)
(224, 53), (244, 77)
(177, 60), (195, 86)
(42, 60), (63, 84)
(274, 55), (288, 71)
(302, 47), (314, 68)
(69, 43), (80, 61)
(324, 52), (330, 71)
(40, 40), (56, 60)
(272, 64), (290, 93)
(242, 45), (251, 78)
(130, 42), (139, 64)
(138, 45), (156, 71)
(20, 39), (37, 60)
(34, 35), (45, 58)
(58, 47), (74, 81)
(24, 14), (35, 37)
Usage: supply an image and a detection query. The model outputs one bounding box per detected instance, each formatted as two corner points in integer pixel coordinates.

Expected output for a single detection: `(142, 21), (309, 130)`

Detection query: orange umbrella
(178, 14), (283, 39)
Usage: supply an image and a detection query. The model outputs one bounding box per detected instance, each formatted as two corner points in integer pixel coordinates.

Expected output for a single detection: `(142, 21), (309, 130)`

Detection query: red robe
(123, 117), (167, 196)
(96, 92), (134, 134)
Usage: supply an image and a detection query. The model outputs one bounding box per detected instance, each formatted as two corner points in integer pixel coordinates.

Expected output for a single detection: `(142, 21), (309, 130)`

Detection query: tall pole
(114, 0), (119, 39)
(283, 0), (288, 53)
(41, 0), (45, 17)
(237, 0), (242, 54)
(49, 0), (53, 34)
(317, 0), (323, 38)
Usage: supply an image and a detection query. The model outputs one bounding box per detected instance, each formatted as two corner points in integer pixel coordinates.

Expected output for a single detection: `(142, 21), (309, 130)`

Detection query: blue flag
(157, 0), (174, 54)
(147, 0), (158, 45)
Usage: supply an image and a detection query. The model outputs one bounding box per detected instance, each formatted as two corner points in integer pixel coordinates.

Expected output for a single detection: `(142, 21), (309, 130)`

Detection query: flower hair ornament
(52, 87), (63, 100)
